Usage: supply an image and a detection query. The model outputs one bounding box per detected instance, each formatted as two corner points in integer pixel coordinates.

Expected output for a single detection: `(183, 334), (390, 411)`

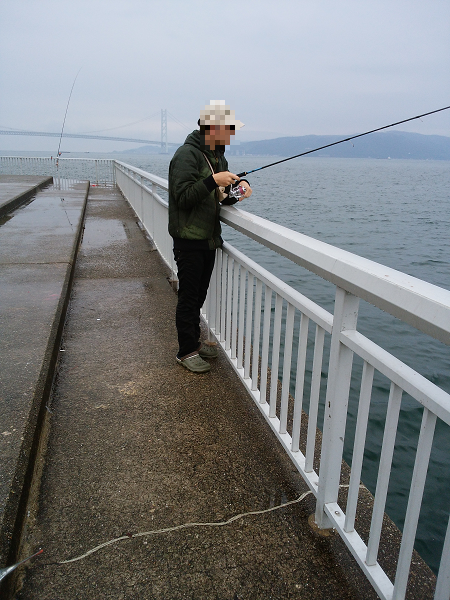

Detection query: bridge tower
(160, 109), (168, 154)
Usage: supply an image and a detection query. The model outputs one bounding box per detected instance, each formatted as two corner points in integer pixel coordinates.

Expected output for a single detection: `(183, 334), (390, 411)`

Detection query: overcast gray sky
(1, 0), (449, 152)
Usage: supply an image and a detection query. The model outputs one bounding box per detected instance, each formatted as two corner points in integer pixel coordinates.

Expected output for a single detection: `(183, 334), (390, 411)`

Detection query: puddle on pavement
(0, 196), (37, 226)
(49, 181), (86, 191)
(81, 218), (128, 248)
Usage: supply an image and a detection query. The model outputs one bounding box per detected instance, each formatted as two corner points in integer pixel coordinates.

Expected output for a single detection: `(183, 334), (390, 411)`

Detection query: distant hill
(120, 131), (450, 160)
(227, 131), (450, 160)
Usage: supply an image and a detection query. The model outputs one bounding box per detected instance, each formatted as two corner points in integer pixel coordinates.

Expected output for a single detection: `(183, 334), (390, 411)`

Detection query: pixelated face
(199, 100), (243, 149)
(204, 125), (235, 149)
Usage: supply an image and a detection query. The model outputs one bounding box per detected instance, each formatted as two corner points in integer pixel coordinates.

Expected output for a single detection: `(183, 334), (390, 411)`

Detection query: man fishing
(168, 100), (252, 373)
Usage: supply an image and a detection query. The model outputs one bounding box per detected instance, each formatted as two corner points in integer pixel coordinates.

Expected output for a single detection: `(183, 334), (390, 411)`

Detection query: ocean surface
(5, 150), (450, 573)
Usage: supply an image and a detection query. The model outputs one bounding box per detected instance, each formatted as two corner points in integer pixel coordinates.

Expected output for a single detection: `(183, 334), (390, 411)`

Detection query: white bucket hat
(200, 100), (244, 130)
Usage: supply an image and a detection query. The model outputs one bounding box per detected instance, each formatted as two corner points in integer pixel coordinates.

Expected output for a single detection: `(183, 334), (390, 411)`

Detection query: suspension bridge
(0, 109), (182, 152)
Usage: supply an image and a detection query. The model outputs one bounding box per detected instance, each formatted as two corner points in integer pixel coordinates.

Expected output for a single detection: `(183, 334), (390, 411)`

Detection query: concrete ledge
(0, 181), (89, 594)
(0, 176), (54, 218)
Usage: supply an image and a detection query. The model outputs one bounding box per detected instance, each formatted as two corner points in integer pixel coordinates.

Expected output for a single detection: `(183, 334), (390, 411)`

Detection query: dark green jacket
(168, 130), (229, 250)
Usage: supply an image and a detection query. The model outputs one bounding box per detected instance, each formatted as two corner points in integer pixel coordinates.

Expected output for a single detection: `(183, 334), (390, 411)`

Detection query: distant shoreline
(1, 130), (450, 160)
(120, 130), (450, 160)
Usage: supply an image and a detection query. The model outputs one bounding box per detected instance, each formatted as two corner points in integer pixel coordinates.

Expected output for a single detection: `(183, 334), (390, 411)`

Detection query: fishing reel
(228, 182), (247, 200)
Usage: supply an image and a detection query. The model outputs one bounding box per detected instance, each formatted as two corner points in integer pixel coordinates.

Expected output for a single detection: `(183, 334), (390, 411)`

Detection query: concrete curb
(0, 181), (89, 598)
(0, 176), (54, 218)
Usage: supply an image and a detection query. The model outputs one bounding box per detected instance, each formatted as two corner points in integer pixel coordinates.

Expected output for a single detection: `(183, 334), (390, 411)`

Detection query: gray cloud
(1, 0), (449, 152)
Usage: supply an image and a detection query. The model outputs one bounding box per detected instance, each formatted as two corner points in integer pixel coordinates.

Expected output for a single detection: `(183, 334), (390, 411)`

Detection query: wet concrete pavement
(0, 175), (53, 217)
(0, 180), (88, 594)
(3, 183), (435, 599)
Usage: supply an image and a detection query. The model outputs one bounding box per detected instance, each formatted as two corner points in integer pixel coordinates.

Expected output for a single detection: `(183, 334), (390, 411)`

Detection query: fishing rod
(236, 105), (450, 178)
(0, 549), (43, 582)
(56, 68), (82, 157)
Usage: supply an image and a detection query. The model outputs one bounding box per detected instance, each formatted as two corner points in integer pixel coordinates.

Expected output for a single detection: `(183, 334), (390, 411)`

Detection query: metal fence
(0, 156), (115, 187)
(3, 157), (449, 599)
(115, 160), (450, 600)
(114, 160), (175, 278)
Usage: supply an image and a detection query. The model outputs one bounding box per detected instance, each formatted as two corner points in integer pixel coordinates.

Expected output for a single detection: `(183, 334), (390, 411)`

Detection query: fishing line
(0, 549), (43, 583)
(56, 68), (82, 157)
(236, 105), (450, 177)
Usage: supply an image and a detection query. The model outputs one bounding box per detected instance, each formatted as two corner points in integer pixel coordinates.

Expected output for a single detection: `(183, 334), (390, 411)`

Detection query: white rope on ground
(59, 491), (314, 565)
(59, 483), (360, 565)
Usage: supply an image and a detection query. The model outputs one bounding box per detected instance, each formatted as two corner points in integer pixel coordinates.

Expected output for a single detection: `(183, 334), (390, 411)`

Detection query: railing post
(151, 182), (156, 242)
(315, 286), (359, 528)
(139, 175), (144, 224)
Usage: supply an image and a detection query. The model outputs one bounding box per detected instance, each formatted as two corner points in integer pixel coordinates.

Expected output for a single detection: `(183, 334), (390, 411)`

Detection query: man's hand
(239, 183), (252, 201)
(213, 171), (239, 187)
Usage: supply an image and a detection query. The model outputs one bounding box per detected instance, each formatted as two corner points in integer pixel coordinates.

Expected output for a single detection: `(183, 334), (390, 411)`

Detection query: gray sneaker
(198, 343), (218, 359)
(176, 353), (211, 373)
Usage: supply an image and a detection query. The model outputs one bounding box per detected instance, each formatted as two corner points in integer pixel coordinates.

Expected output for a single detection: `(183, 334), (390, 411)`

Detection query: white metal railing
(4, 157), (449, 598)
(114, 160), (176, 278)
(0, 156), (115, 187)
(114, 161), (450, 600)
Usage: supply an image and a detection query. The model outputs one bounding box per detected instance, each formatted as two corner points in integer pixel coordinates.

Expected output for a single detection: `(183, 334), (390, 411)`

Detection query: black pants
(174, 248), (216, 358)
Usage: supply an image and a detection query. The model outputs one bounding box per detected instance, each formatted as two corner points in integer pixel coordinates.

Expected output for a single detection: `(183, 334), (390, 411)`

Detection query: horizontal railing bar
(115, 165), (168, 209)
(223, 242), (333, 333)
(114, 160), (168, 190)
(57, 157), (112, 162)
(341, 329), (450, 426)
(220, 205), (450, 346)
(0, 156), (113, 162)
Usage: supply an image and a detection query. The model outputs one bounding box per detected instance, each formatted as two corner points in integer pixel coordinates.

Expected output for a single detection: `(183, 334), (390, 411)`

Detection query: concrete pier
(0, 175), (53, 218)
(0, 181), (435, 599)
(0, 179), (88, 595)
